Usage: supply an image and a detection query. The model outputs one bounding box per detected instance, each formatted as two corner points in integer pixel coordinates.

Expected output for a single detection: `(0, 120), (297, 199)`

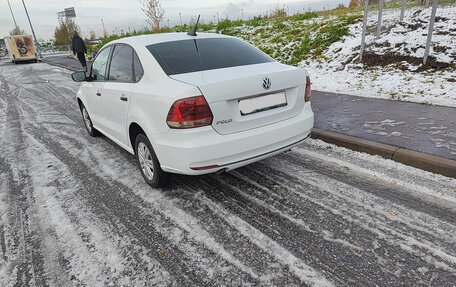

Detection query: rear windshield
(146, 38), (273, 75)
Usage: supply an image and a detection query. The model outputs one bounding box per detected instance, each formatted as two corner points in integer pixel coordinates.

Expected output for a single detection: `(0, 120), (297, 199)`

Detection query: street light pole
(101, 19), (107, 37)
(179, 12), (182, 26)
(7, 0), (19, 30)
(21, 0), (42, 58)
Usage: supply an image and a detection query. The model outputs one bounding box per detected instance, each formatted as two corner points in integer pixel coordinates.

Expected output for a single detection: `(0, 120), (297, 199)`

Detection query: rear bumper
(154, 103), (314, 175)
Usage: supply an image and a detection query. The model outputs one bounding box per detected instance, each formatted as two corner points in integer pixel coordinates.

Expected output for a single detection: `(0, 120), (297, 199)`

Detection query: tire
(135, 134), (171, 188)
(79, 103), (100, 137)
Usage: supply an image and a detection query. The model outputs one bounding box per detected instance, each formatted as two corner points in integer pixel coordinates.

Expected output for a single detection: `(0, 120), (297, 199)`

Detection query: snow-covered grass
(306, 5), (456, 107)
(226, 4), (456, 107)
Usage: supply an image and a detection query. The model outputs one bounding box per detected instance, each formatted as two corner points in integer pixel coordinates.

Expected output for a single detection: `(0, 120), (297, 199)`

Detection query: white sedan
(72, 32), (314, 187)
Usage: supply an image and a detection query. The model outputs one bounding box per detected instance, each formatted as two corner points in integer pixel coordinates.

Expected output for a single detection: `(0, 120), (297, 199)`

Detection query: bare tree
(140, 0), (165, 32)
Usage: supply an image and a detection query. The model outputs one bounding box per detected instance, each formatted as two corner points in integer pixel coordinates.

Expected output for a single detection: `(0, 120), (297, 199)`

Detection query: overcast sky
(1, 0), (350, 41)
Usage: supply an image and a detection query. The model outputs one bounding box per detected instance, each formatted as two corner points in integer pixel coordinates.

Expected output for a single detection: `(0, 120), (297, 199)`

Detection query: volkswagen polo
(72, 32), (314, 187)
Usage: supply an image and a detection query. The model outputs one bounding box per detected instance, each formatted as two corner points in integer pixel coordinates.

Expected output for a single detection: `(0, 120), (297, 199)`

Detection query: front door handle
(120, 95), (128, 102)
(96, 92), (101, 96)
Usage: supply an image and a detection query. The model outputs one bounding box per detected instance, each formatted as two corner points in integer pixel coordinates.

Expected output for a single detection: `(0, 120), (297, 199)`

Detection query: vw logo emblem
(262, 77), (271, 90)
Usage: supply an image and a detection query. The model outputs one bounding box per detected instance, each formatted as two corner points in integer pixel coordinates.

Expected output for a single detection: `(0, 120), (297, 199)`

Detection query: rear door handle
(120, 95), (128, 102)
(96, 92), (101, 96)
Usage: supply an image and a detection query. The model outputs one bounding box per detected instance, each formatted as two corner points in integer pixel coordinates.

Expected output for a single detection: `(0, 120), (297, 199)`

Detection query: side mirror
(71, 71), (87, 82)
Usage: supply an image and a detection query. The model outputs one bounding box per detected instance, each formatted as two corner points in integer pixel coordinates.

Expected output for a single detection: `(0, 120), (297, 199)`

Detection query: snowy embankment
(305, 5), (456, 107)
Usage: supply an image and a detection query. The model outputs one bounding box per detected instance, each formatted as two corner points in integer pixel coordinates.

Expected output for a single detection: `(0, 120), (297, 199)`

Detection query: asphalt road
(1, 61), (456, 287)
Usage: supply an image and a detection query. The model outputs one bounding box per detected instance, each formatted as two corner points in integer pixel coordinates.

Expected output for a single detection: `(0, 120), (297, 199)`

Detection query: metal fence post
(360, 0), (369, 62)
(22, 0), (42, 58)
(377, 0), (384, 38)
(423, 0), (439, 65)
(400, 0), (406, 21)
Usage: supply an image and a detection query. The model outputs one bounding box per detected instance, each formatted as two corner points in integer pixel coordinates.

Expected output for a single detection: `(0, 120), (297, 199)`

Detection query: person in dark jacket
(71, 31), (87, 72)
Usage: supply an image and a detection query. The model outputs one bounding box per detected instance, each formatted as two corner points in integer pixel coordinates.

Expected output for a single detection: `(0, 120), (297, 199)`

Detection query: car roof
(109, 32), (234, 48)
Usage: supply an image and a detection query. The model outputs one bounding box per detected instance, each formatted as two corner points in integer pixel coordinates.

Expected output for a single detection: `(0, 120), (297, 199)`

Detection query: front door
(85, 45), (112, 127)
(99, 44), (134, 147)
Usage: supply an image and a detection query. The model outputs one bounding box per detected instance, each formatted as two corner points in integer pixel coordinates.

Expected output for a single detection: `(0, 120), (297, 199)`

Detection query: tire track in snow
(40, 112), (324, 286)
(285, 149), (456, 224)
(243, 149), (456, 285)
(230, 161), (456, 286)
(43, 122), (307, 285)
(193, 174), (385, 286)
(0, 72), (48, 286)
(22, 134), (171, 287)
(22, 120), (252, 286)
(2, 64), (173, 286)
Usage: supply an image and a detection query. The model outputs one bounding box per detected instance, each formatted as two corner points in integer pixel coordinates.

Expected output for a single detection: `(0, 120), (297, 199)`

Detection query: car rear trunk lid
(170, 62), (307, 135)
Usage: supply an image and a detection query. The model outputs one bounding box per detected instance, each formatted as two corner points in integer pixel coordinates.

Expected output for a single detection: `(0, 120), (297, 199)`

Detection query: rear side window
(91, 46), (111, 81)
(108, 45), (133, 82)
(147, 38), (273, 75)
(133, 51), (144, 82)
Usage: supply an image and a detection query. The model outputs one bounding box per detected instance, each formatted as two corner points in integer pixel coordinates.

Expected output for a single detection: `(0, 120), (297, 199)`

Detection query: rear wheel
(80, 104), (99, 137)
(135, 134), (171, 188)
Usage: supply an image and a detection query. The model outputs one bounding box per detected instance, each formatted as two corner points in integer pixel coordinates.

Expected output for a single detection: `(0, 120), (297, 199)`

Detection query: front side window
(108, 45), (133, 82)
(91, 46), (111, 81)
(146, 38), (274, 75)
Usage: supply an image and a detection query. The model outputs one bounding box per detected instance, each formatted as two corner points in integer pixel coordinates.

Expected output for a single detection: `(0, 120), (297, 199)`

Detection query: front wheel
(135, 134), (171, 188)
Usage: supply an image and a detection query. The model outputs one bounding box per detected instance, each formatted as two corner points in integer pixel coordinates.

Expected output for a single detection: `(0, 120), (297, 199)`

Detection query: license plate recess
(239, 92), (287, 116)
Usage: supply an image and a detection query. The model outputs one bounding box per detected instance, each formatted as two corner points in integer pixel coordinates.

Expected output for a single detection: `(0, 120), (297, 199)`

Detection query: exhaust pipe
(215, 168), (228, 175)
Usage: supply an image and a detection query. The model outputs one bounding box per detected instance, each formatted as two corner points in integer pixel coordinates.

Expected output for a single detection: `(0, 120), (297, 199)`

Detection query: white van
(4, 35), (38, 64)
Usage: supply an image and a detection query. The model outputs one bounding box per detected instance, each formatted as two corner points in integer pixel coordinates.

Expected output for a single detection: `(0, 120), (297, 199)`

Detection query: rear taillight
(166, 96), (213, 129)
(305, 76), (311, 102)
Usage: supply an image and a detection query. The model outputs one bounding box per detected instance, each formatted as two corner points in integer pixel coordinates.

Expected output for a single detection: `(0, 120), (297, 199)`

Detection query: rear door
(99, 44), (135, 146)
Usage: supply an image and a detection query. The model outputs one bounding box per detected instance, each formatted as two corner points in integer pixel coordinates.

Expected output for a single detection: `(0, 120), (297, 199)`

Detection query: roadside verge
(42, 58), (79, 72)
(311, 128), (456, 179)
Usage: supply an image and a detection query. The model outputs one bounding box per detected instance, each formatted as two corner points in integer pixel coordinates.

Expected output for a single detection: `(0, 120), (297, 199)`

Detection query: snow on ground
(305, 5), (456, 107)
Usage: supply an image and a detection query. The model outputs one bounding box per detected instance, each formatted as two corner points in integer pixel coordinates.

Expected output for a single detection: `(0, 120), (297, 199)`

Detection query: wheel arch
(129, 122), (146, 154)
(77, 97), (83, 109)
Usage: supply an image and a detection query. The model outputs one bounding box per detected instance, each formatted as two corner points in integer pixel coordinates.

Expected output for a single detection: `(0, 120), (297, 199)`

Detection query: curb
(41, 59), (80, 72)
(311, 128), (456, 179)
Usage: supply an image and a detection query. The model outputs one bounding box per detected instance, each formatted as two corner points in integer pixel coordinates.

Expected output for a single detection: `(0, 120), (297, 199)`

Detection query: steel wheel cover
(138, 142), (154, 180)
